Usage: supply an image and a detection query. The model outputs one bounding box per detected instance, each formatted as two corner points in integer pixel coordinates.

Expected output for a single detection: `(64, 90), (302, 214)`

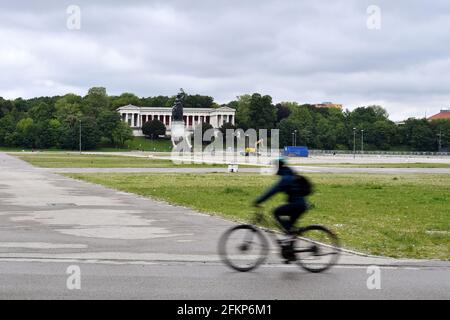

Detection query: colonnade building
(117, 104), (236, 136)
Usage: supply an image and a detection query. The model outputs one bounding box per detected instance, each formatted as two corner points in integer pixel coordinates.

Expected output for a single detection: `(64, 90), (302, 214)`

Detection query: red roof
(428, 110), (450, 120)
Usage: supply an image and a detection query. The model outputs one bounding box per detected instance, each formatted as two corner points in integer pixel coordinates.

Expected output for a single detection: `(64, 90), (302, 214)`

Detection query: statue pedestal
(171, 121), (185, 141)
(171, 121), (192, 154)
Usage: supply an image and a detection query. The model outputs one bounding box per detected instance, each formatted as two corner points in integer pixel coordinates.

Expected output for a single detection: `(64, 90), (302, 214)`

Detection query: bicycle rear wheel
(294, 225), (340, 273)
(218, 225), (269, 272)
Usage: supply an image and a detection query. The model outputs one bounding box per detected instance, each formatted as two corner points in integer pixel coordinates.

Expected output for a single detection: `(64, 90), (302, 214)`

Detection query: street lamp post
(353, 127), (356, 159)
(294, 130), (297, 146)
(79, 119), (82, 154)
(437, 130), (442, 152)
(292, 132), (294, 146)
(361, 129), (364, 154)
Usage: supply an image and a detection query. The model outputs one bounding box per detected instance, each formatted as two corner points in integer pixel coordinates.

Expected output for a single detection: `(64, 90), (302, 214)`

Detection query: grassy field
(0, 137), (173, 153)
(65, 172), (450, 260)
(297, 163), (450, 168)
(12, 153), (227, 168)
(122, 137), (173, 152)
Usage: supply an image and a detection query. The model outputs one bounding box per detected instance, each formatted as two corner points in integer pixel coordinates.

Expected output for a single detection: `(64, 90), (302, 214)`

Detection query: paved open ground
(13, 151), (450, 174)
(47, 166), (450, 174)
(83, 151), (450, 165)
(0, 152), (449, 299)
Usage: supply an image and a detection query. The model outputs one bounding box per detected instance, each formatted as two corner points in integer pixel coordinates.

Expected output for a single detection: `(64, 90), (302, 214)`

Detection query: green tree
(29, 102), (55, 122)
(277, 106), (315, 147)
(13, 98), (29, 113)
(219, 122), (236, 134)
(290, 106), (314, 146)
(247, 93), (276, 130)
(0, 98), (14, 119)
(0, 114), (17, 146)
(275, 103), (292, 123)
(401, 118), (435, 151)
(97, 110), (121, 143)
(33, 120), (61, 149)
(15, 118), (36, 148)
(55, 94), (83, 122)
(60, 116), (100, 150)
(112, 121), (133, 147)
(184, 95), (214, 108)
(430, 119), (450, 151)
(312, 114), (335, 149)
(48, 119), (62, 148)
(83, 87), (109, 117)
(142, 119), (166, 139)
(140, 96), (171, 108)
(232, 94), (251, 129)
(372, 120), (398, 150)
(278, 118), (299, 147)
(110, 93), (140, 109)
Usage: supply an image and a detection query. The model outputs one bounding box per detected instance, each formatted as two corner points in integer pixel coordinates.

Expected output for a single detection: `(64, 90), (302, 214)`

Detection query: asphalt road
(0, 261), (448, 299)
(0, 152), (449, 299)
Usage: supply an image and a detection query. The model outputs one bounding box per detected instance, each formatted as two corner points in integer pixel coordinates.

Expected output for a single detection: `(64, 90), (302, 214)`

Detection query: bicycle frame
(219, 208), (341, 272)
(250, 209), (337, 255)
(250, 209), (295, 249)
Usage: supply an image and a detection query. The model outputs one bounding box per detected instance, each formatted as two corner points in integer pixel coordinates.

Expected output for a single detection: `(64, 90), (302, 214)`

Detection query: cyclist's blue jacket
(255, 166), (306, 205)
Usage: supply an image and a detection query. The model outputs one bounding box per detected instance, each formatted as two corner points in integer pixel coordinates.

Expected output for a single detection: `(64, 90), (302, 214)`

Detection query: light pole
(294, 130), (297, 146)
(361, 129), (364, 154)
(79, 119), (82, 154)
(353, 127), (356, 158)
(292, 132), (295, 146)
(437, 129), (442, 152)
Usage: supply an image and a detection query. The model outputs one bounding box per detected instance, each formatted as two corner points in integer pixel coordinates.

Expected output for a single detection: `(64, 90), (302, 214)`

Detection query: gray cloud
(0, 0), (449, 120)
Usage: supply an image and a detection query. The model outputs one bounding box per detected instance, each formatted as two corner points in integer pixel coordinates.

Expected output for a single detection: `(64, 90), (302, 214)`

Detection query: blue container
(283, 146), (309, 157)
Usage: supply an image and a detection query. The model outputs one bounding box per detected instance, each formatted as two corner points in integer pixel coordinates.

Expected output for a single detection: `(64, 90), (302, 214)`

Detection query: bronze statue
(172, 88), (186, 122)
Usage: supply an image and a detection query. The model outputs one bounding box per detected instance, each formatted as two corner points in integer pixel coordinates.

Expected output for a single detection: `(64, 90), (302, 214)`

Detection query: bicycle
(218, 208), (341, 273)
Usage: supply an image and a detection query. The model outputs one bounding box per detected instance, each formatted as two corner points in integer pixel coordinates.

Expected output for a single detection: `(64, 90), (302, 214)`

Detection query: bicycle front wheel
(218, 225), (269, 272)
(294, 225), (340, 273)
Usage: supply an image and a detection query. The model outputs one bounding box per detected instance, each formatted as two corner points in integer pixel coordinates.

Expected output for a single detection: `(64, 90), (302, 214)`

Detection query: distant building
(314, 102), (343, 109)
(117, 104), (236, 136)
(427, 109), (450, 121)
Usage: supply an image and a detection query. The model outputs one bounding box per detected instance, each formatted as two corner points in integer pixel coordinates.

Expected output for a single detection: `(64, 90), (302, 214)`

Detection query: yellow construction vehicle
(242, 139), (263, 156)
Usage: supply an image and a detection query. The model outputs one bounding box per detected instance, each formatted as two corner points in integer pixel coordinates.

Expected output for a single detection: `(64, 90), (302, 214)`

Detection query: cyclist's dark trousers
(274, 201), (307, 232)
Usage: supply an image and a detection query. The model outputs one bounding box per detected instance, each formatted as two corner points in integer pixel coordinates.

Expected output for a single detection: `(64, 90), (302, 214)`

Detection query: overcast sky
(1, 0), (449, 120)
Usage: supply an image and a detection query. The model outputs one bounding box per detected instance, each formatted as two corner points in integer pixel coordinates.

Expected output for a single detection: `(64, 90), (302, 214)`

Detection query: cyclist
(253, 157), (309, 261)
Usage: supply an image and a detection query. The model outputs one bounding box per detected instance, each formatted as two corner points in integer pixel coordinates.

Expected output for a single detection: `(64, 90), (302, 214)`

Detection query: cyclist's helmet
(272, 156), (288, 175)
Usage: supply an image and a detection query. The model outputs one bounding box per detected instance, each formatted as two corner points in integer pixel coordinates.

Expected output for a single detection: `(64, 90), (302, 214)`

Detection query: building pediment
(117, 104), (141, 111)
(215, 106), (235, 112)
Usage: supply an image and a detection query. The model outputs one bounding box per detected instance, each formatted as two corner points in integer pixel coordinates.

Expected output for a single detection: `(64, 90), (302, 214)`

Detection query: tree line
(0, 88), (448, 151)
(228, 93), (449, 152)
